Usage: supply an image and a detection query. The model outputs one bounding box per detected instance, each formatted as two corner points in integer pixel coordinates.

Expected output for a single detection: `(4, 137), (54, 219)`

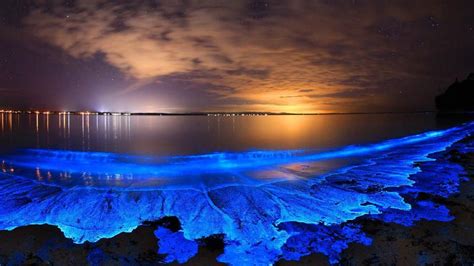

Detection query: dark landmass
(1, 136), (473, 265)
(436, 73), (474, 113)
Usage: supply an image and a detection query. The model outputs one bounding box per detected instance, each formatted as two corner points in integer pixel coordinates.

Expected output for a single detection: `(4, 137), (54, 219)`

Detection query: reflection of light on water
(96, 115), (99, 144)
(104, 115), (108, 143)
(81, 114), (84, 147)
(45, 112), (49, 133)
(67, 114), (70, 146)
(35, 113), (39, 147)
(35, 113), (39, 133)
(113, 115), (119, 140)
(126, 115), (131, 141)
(46, 113), (50, 146)
(8, 113), (12, 133)
(58, 113), (62, 137)
(86, 114), (90, 150)
(80, 113), (92, 150)
(35, 167), (43, 180)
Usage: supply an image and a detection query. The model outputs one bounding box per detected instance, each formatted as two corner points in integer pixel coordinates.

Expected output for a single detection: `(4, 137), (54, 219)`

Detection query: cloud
(308, 89), (373, 99)
(15, 0), (474, 112)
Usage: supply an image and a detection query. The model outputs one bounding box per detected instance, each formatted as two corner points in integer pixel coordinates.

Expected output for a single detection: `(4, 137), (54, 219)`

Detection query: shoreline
(0, 135), (473, 265)
(280, 134), (474, 265)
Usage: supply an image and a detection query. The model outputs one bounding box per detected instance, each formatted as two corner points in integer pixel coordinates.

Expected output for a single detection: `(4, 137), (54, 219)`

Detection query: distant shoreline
(0, 109), (446, 117)
(1, 109), (474, 117)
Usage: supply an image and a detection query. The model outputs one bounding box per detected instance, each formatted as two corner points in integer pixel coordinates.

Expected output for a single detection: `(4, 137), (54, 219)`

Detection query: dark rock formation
(436, 73), (474, 112)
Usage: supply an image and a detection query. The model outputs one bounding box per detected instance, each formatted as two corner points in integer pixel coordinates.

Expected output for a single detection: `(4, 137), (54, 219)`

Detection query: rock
(436, 73), (474, 112)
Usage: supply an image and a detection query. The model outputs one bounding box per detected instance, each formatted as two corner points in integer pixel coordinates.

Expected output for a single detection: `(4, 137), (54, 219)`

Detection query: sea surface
(0, 113), (472, 265)
(0, 113), (465, 155)
(0, 113), (463, 188)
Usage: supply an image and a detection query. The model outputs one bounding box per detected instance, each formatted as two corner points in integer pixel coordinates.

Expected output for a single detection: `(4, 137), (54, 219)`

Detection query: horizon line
(0, 109), (447, 116)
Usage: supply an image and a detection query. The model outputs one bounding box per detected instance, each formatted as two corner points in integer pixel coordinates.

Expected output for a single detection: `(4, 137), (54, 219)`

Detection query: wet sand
(1, 137), (473, 265)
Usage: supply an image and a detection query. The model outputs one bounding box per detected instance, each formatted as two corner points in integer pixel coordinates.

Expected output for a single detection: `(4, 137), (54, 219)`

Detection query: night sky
(1, 0), (474, 113)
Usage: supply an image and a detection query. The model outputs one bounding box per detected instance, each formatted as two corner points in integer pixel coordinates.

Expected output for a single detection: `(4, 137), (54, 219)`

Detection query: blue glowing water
(0, 122), (473, 265)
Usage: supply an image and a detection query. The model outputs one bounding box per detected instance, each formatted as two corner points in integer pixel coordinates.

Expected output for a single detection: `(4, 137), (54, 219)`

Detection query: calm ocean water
(0, 113), (467, 156)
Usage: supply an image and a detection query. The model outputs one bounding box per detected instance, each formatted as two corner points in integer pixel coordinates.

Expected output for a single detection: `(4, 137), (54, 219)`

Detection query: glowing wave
(0, 122), (472, 265)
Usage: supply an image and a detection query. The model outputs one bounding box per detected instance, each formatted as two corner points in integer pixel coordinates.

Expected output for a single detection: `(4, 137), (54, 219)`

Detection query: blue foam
(0, 122), (473, 265)
(154, 227), (198, 263)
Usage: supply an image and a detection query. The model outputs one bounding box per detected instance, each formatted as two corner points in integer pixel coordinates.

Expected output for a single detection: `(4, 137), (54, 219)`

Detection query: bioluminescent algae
(154, 227), (198, 263)
(279, 223), (372, 264)
(0, 122), (473, 265)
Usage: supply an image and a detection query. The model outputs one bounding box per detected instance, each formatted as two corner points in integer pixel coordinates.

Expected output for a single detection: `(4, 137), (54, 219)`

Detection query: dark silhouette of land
(436, 73), (474, 112)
